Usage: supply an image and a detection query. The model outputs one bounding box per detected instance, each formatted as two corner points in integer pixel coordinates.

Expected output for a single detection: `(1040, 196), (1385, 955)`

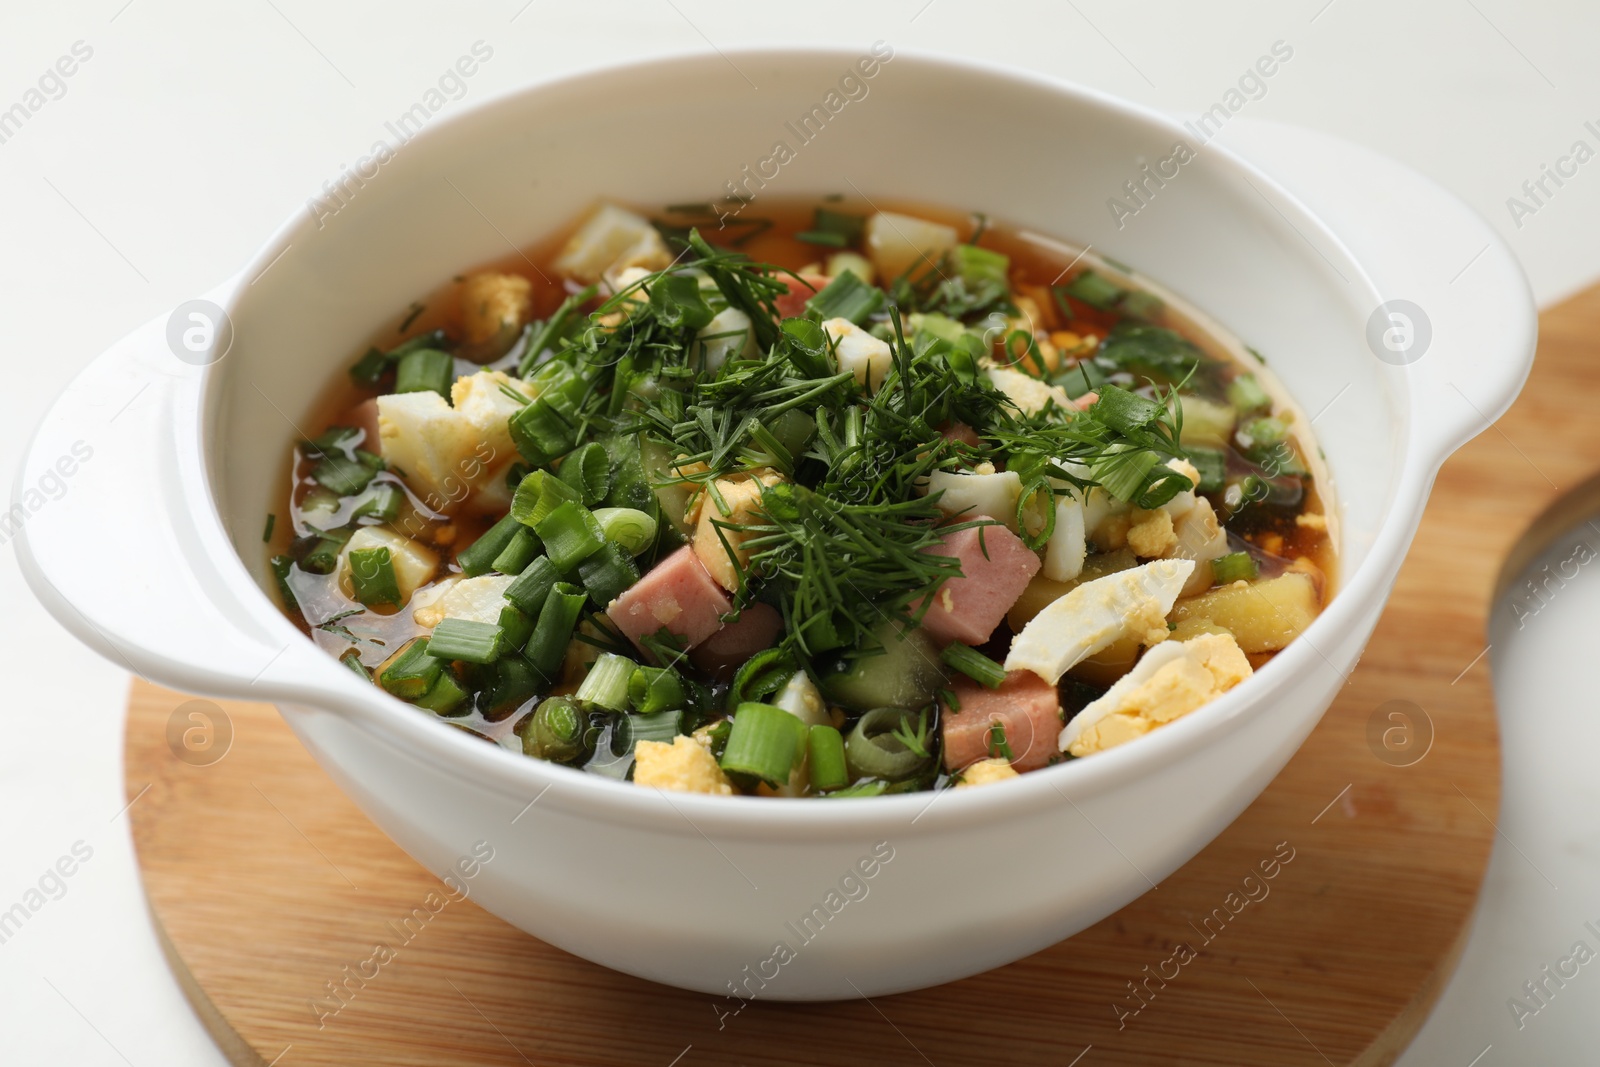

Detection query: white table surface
(4, 2), (1599, 1063)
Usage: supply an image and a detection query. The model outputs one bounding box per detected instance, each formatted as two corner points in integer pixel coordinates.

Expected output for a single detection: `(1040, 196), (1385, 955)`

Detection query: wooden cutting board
(122, 283), (1600, 1066)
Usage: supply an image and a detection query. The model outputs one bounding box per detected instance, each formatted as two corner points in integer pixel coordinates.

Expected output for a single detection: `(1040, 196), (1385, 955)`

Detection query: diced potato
(864, 210), (958, 281)
(1067, 631), (1142, 687)
(339, 527), (439, 603)
(826, 250), (874, 285)
(1169, 572), (1319, 654)
(1006, 549), (1138, 631)
(1168, 616), (1232, 643)
(458, 272), (532, 355)
(553, 204), (669, 284)
(1007, 573), (1076, 632)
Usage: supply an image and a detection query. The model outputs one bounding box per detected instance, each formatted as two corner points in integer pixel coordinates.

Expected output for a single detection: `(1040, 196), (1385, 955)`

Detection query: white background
(3, 1), (1599, 1063)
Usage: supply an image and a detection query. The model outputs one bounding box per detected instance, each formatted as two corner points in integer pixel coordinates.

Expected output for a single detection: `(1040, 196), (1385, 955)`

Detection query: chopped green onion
(510, 469), (579, 529)
(807, 270), (885, 325)
(303, 426), (362, 457)
(504, 555), (562, 616)
(414, 668), (468, 715)
(348, 546), (401, 608)
(1120, 289), (1163, 320)
(495, 602), (536, 652)
(492, 526), (541, 575)
(615, 710), (683, 751)
(352, 482), (404, 523)
(575, 652), (635, 711)
(1187, 446), (1227, 494)
(270, 555), (301, 615)
(428, 618), (504, 665)
(940, 642), (1007, 689)
(456, 513), (526, 578)
(519, 695), (589, 762)
(299, 528), (351, 576)
(591, 507), (658, 556)
(557, 442), (612, 505)
(795, 230), (848, 247)
(1212, 551), (1259, 584)
(339, 647), (371, 682)
(508, 396), (578, 467)
(525, 582), (586, 681)
(807, 725), (849, 792)
(811, 207), (866, 244)
(720, 702), (807, 786)
(987, 720), (1014, 762)
(312, 450), (383, 496)
(1227, 373), (1272, 414)
(535, 501), (605, 572)
(394, 348), (453, 396)
(518, 285), (597, 378)
(299, 485), (341, 524)
(262, 513), (276, 543)
(349, 346), (389, 385)
(379, 638), (444, 699)
(390, 329), (449, 358)
(482, 654), (541, 720)
(629, 666), (685, 715)
(647, 273), (716, 331)
(576, 541), (640, 607)
(1090, 443), (1162, 503)
(728, 647), (795, 710)
(821, 780), (889, 798)
(1062, 269), (1124, 310)
(1239, 416), (1289, 449)
(845, 707), (932, 782)
(954, 244), (1009, 286)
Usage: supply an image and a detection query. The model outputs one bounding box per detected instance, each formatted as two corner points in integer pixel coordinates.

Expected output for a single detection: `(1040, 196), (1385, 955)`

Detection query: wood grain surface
(122, 284), (1600, 1066)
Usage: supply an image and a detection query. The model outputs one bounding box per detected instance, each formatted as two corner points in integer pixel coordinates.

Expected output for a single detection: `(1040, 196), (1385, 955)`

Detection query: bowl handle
(1221, 118), (1538, 468)
(14, 295), (331, 702)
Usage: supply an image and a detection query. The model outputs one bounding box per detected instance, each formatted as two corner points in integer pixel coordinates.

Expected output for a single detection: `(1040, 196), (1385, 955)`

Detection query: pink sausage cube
(607, 546), (732, 655)
(773, 273), (830, 319)
(938, 422), (983, 448)
(915, 519), (1040, 646)
(690, 602), (782, 677)
(941, 671), (1062, 772)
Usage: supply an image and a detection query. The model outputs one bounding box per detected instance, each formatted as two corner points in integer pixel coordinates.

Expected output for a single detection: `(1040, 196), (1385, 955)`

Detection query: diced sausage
(915, 519), (1041, 646)
(773, 272), (831, 319)
(938, 422), (983, 448)
(690, 602), (783, 677)
(607, 546), (731, 654)
(941, 671), (1062, 772)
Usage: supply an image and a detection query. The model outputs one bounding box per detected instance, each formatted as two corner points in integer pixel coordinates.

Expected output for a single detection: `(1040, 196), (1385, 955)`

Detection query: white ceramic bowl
(18, 48), (1533, 1000)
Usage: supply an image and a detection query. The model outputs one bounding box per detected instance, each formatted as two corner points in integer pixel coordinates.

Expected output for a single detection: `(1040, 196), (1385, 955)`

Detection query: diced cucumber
(818, 623), (945, 711)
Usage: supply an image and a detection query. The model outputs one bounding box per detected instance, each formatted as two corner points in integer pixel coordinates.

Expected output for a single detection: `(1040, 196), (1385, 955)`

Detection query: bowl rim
(207, 44), (1413, 838)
